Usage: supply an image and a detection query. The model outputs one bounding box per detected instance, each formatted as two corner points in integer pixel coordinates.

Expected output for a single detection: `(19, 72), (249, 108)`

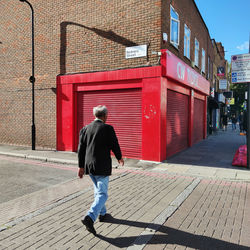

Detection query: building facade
(0, 0), (227, 161)
(210, 40), (229, 131)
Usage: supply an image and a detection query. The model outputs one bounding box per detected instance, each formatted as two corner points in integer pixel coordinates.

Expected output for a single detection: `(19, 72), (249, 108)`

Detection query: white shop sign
(219, 79), (227, 89)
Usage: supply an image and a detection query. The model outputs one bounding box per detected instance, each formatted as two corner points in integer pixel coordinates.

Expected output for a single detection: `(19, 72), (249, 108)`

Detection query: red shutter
(77, 88), (142, 159)
(166, 90), (189, 158)
(192, 98), (204, 144)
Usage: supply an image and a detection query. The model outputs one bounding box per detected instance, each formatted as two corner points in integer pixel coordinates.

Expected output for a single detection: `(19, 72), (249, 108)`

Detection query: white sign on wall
(125, 45), (147, 59)
(219, 79), (227, 89)
(231, 53), (250, 83)
(218, 93), (225, 103)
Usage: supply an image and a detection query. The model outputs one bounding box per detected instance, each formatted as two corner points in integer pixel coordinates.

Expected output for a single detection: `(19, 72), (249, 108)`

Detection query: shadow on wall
(60, 21), (138, 75)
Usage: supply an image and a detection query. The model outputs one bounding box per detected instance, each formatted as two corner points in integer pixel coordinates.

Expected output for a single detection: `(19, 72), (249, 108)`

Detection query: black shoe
(99, 213), (112, 222)
(81, 216), (96, 235)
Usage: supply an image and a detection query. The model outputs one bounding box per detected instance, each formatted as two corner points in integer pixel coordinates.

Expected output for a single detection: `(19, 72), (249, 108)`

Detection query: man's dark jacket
(78, 119), (122, 176)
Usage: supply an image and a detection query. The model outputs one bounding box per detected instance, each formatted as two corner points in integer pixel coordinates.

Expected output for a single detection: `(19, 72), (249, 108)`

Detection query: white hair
(93, 105), (108, 118)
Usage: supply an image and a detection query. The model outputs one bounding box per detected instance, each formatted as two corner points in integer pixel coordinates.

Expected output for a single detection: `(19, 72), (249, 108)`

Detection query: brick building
(209, 40), (228, 131)
(0, 0), (227, 160)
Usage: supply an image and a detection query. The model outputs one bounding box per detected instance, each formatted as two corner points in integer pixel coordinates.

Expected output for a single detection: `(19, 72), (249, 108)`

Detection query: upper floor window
(170, 5), (180, 48)
(207, 56), (210, 79)
(184, 24), (190, 59)
(194, 38), (199, 67)
(202, 48), (206, 73)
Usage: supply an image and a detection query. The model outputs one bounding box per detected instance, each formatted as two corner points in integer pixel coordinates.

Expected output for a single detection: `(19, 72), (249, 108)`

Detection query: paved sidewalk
(0, 144), (78, 165)
(159, 129), (250, 181)
(0, 129), (250, 249)
(0, 130), (249, 181)
(166, 129), (246, 169)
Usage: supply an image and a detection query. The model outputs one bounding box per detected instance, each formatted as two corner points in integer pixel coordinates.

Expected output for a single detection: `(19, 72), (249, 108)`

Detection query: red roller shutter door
(193, 98), (204, 144)
(77, 88), (142, 159)
(167, 90), (189, 158)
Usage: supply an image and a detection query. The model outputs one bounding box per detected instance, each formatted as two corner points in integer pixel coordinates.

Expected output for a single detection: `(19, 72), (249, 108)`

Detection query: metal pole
(20, 0), (36, 150)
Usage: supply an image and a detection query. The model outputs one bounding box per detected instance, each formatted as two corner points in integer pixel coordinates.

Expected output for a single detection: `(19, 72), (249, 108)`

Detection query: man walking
(78, 105), (124, 235)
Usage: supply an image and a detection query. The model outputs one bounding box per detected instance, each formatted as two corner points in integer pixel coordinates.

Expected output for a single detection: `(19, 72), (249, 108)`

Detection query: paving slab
(215, 169), (237, 179)
(236, 170), (250, 180)
(185, 166), (217, 177)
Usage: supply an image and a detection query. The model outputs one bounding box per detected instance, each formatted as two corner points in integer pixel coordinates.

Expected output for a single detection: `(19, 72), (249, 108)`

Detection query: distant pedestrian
(221, 112), (228, 131)
(78, 105), (124, 235)
(238, 112), (244, 132)
(231, 114), (237, 131)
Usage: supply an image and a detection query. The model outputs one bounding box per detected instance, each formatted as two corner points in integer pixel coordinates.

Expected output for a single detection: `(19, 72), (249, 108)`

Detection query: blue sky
(194, 0), (250, 62)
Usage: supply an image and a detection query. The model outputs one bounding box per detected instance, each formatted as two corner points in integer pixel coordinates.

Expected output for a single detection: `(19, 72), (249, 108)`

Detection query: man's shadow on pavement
(96, 216), (248, 249)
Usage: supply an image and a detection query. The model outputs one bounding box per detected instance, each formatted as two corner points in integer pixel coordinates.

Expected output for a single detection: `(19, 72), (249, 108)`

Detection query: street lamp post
(19, 0), (36, 150)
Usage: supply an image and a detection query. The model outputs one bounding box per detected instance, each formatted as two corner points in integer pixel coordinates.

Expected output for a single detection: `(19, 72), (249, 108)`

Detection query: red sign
(162, 50), (210, 95)
(217, 67), (225, 77)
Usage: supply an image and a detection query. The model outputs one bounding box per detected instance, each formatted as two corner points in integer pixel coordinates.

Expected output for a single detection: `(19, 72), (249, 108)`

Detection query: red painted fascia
(57, 66), (162, 85)
(161, 49), (210, 96)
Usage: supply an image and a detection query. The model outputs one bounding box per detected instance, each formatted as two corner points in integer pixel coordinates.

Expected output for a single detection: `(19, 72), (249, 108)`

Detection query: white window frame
(208, 56), (210, 79)
(170, 5), (180, 48)
(194, 38), (199, 67)
(202, 48), (206, 73)
(184, 24), (191, 59)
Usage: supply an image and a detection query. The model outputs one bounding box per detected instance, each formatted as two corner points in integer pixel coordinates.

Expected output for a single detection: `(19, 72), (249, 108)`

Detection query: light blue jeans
(232, 123), (237, 130)
(87, 175), (109, 222)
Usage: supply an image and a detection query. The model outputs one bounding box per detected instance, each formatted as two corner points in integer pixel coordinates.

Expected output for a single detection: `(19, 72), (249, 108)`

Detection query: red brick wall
(0, 0), (162, 148)
(0, 0), (220, 149)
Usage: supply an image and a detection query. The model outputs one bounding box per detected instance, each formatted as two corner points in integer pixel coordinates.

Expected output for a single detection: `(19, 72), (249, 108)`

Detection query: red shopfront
(161, 50), (209, 157)
(56, 50), (209, 162)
